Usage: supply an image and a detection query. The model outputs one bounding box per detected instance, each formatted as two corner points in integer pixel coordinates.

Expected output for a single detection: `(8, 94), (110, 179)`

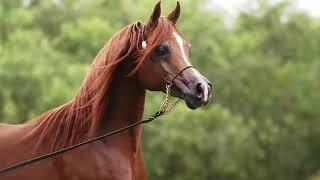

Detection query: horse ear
(145, 1), (161, 32)
(167, 1), (180, 24)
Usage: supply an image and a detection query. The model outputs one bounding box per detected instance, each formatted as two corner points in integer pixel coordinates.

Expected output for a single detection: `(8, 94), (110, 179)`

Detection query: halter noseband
(154, 64), (195, 88)
(170, 65), (194, 84)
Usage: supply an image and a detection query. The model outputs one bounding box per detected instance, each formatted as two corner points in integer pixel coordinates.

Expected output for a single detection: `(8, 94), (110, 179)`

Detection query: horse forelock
(24, 18), (175, 153)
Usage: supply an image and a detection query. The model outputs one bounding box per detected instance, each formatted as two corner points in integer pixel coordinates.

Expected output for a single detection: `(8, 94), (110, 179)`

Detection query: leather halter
(153, 63), (195, 86)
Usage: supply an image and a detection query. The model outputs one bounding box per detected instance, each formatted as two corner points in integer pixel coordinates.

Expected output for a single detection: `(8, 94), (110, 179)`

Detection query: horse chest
(59, 141), (138, 180)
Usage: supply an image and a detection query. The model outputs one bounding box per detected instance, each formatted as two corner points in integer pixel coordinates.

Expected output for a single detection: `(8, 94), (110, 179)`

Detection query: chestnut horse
(0, 1), (212, 180)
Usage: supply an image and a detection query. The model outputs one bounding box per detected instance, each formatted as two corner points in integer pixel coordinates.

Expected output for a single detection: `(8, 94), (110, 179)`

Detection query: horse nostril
(196, 83), (204, 97)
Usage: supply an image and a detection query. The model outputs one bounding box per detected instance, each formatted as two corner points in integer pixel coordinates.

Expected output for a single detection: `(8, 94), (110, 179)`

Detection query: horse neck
(91, 68), (146, 137)
(24, 65), (146, 154)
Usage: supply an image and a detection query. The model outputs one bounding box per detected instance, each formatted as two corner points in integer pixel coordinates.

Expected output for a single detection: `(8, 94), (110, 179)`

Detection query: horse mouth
(185, 98), (201, 110)
(171, 82), (212, 110)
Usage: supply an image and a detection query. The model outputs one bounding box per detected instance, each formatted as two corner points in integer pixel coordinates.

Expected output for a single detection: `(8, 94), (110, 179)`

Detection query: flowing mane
(23, 18), (174, 152)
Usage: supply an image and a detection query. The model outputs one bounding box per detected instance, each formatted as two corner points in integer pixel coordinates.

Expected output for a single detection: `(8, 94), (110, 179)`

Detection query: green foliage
(0, 0), (319, 179)
(55, 17), (116, 62)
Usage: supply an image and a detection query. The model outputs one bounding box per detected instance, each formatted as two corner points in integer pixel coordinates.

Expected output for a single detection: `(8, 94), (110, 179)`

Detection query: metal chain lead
(158, 82), (181, 115)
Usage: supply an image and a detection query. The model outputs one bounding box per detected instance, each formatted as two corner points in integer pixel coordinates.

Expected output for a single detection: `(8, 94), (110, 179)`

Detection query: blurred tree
(54, 17), (116, 62)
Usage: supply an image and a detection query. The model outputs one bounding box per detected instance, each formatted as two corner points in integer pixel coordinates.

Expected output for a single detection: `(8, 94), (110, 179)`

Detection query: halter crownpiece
(141, 24), (148, 49)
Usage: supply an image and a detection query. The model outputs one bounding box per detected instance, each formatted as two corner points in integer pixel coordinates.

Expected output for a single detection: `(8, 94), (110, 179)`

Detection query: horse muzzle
(172, 69), (213, 110)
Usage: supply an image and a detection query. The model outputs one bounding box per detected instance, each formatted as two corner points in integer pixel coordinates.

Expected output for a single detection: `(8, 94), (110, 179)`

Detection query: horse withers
(0, 1), (212, 180)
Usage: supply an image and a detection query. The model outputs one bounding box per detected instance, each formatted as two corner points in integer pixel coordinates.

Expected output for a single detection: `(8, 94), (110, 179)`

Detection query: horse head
(136, 1), (213, 109)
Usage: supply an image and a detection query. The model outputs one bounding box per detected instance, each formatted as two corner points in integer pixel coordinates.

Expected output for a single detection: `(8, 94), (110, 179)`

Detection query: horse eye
(155, 44), (170, 56)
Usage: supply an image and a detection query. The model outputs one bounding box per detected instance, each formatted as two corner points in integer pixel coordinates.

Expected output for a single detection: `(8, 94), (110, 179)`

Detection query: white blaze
(173, 32), (191, 66)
